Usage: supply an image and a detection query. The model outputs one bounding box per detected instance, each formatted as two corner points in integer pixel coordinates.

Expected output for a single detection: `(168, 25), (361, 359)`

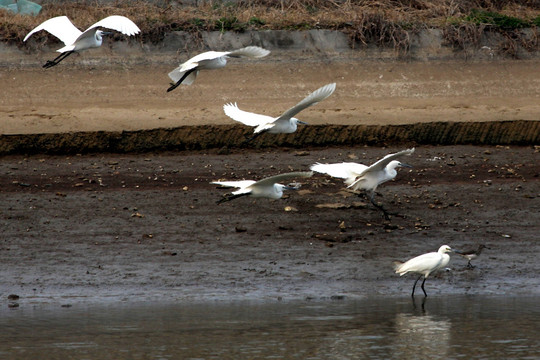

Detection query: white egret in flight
(212, 171), (313, 204)
(223, 83), (336, 141)
(310, 148), (414, 219)
(454, 244), (489, 269)
(167, 46), (270, 92)
(394, 245), (455, 297)
(24, 15), (140, 68)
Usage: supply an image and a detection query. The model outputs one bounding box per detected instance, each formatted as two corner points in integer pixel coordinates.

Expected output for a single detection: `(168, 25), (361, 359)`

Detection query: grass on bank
(1, 0), (538, 56)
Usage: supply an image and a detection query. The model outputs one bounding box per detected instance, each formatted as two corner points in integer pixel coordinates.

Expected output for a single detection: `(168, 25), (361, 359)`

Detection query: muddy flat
(0, 145), (538, 304)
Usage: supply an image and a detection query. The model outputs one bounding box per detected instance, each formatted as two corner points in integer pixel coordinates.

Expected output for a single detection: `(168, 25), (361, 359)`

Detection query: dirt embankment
(1, 55), (539, 153)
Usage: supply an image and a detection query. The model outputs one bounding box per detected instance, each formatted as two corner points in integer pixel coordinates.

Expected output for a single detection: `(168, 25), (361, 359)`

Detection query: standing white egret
(211, 171), (313, 204)
(24, 15), (140, 68)
(394, 245), (454, 297)
(455, 244), (489, 269)
(167, 46), (270, 92)
(310, 148), (414, 219)
(223, 83), (336, 141)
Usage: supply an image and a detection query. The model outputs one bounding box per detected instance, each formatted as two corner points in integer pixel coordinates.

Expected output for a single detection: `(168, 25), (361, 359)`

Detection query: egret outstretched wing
(24, 16), (82, 45)
(184, 51), (226, 65)
(85, 15), (141, 36)
(252, 171), (313, 188)
(361, 148), (414, 176)
(211, 180), (256, 194)
(276, 83), (336, 122)
(310, 162), (368, 183)
(226, 46), (271, 58)
(223, 103), (275, 127)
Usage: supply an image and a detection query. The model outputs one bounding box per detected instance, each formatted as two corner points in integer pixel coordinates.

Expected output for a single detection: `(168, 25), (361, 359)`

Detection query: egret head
(275, 183), (301, 194)
(438, 245), (453, 254)
(292, 118), (308, 126)
(386, 160), (412, 173)
(397, 161), (412, 169)
(270, 183), (298, 199)
(285, 182), (302, 191)
(96, 30), (113, 40)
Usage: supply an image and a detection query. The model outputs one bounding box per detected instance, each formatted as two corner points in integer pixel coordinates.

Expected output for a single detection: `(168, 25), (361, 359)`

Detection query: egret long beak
(285, 182), (302, 190)
(297, 120), (308, 125)
(399, 162), (413, 168)
(452, 249), (462, 254)
(101, 31), (113, 36)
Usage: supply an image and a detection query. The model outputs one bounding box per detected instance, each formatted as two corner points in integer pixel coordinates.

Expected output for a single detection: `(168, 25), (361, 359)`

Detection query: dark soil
(1, 145), (538, 304)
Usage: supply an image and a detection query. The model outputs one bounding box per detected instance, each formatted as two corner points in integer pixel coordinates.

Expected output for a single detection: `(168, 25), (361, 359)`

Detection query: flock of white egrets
(23, 14), (485, 297)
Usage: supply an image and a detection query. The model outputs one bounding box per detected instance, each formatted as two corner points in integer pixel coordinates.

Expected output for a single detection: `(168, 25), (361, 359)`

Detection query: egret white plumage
(394, 245), (454, 297)
(223, 83), (336, 141)
(212, 171), (313, 204)
(310, 148), (414, 219)
(454, 244), (489, 269)
(167, 46), (270, 92)
(24, 15), (140, 68)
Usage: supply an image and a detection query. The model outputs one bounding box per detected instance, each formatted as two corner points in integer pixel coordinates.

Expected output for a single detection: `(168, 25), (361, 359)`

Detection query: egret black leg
(43, 51), (74, 68)
(242, 130), (265, 145)
(368, 191), (391, 220)
(411, 275), (422, 297)
(167, 68), (196, 92)
(368, 191), (405, 220)
(467, 261), (475, 269)
(412, 295), (427, 311)
(216, 192), (249, 204)
(421, 277), (428, 297)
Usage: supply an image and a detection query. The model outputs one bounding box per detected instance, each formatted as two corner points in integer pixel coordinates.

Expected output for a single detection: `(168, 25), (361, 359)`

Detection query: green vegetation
(466, 9), (530, 29)
(215, 16), (245, 33)
(248, 17), (265, 27)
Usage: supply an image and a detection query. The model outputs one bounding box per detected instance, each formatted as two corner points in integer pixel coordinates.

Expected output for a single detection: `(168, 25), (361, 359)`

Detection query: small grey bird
(455, 244), (489, 269)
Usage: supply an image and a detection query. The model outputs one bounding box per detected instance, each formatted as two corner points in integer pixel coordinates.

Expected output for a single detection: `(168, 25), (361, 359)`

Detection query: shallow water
(1, 296), (538, 359)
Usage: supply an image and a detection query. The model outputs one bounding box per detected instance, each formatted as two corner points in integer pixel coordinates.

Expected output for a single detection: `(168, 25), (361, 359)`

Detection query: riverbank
(1, 59), (539, 151)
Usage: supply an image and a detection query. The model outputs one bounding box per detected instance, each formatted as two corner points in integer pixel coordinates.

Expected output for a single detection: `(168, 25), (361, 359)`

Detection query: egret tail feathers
(167, 68), (197, 91)
(393, 261), (406, 274)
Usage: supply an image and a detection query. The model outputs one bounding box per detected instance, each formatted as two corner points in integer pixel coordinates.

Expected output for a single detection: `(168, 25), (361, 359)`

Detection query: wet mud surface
(1, 145), (538, 304)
